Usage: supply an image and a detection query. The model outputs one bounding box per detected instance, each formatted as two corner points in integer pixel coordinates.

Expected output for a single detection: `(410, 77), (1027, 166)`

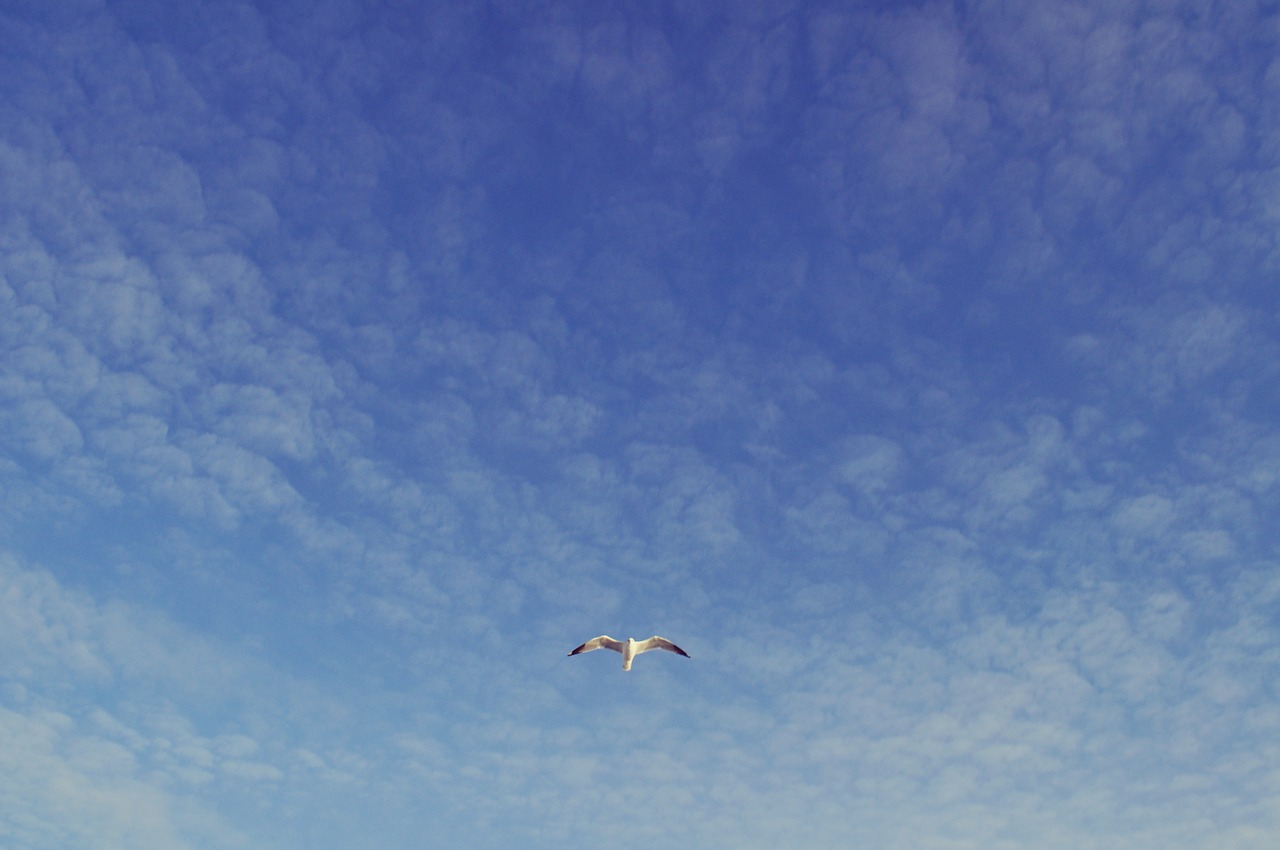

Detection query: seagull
(568, 635), (691, 671)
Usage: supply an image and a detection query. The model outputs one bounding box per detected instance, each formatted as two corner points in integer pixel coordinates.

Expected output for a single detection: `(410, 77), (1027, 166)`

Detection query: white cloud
(835, 433), (903, 495)
(0, 558), (275, 848)
(4, 1), (1280, 848)
(0, 706), (206, 850)
(785, 488), (889, 558)
(1112, 492), (1175, 536)
(203, 384), (318, 460)
(623, 442), (743, 557)
(1, 397), (84, 462)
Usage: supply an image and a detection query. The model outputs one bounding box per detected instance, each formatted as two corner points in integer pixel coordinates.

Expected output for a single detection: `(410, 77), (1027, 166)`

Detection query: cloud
(201, 383), (316, 460)
(835, 433), (904, 496)
(0, 706), (208, 850)
(4, 0), (1280, 848)
(1, 396), (84, 462)
(0, 556), (265, 848)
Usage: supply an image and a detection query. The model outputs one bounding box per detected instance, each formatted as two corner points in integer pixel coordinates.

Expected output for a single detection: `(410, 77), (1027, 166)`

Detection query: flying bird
(568, 635), (691, 671)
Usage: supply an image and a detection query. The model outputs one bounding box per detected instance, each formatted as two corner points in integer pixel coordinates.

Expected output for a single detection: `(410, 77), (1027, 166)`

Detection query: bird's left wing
(568, 635), (624, 656)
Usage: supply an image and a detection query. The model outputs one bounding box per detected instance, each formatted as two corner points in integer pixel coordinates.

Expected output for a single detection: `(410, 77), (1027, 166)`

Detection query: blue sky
(2, 0), (1279, 847)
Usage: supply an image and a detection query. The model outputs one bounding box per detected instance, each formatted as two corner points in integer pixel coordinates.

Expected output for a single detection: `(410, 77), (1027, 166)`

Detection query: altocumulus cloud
(3, 0), (1280, 848)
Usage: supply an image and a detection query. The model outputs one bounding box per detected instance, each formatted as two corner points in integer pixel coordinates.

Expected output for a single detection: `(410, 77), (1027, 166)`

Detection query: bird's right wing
(568, 635), (624, 656)
(640, 636), (691, 657)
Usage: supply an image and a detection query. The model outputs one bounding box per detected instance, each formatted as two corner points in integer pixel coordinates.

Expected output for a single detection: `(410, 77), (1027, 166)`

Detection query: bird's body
(568, 635), (691, 671)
